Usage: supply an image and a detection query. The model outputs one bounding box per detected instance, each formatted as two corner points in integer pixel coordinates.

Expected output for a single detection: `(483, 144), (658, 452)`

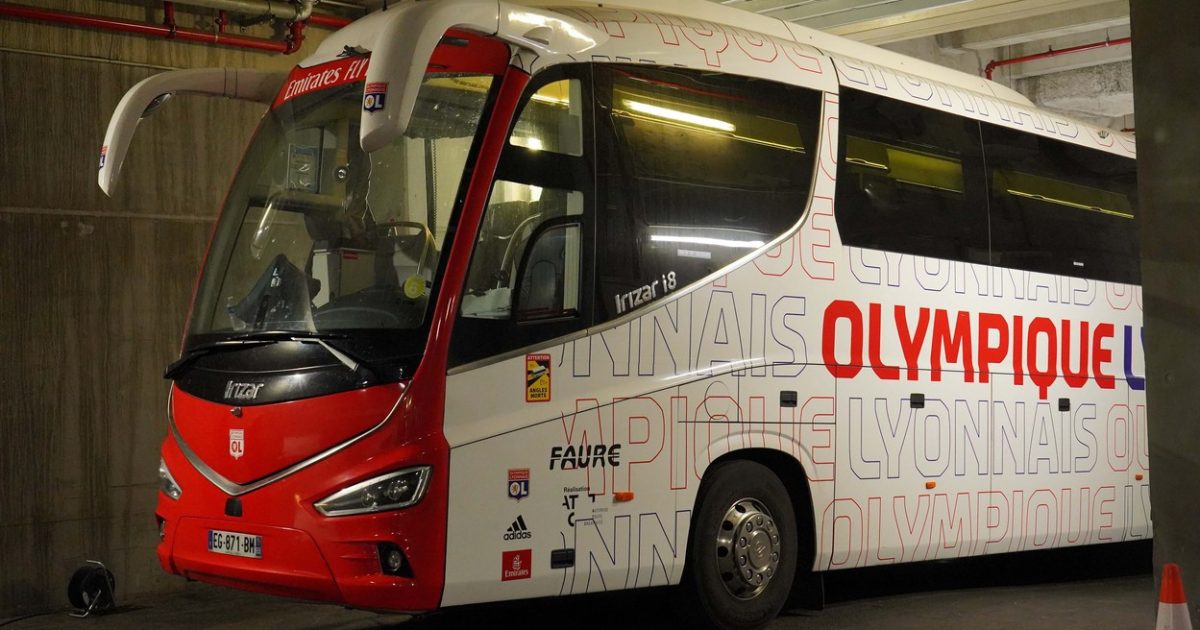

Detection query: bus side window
(509, 79), (583, 156)
(834, 89), (989, 265)
(982, 124), (1139, 284)
(593, 65), (823, 323)
(451, 69), (594, 367)
(461, 183), (583, 319)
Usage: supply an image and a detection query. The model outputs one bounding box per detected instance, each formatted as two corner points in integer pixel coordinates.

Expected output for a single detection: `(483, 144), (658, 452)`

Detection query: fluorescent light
(530, 93), (570, 106)
(623, 100), (735, 132)
(513, 136), (544, 151)
(650, 234), (765, 249)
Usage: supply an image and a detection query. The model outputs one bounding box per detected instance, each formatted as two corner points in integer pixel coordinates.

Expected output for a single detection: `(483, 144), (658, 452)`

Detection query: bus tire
(682, 460), (798, 630)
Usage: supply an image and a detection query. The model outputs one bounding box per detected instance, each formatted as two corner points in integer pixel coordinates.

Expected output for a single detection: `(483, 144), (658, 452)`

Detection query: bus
(99, 1), (1147, 628)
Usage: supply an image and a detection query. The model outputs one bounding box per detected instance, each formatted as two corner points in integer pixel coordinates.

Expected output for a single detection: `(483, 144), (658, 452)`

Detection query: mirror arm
(356, 1), (606, 153)
(98, 68), (286, 196)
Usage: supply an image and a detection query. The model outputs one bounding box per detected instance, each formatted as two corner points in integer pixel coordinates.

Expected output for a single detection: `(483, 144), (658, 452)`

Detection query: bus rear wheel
(683, 460), (798, 630)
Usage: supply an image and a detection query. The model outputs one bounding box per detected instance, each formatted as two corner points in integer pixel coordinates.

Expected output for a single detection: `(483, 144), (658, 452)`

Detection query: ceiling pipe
(168, 0), (314, 23)
(307, 12), (350, 28)
(0, 1), (296, 53)
(0, 0), (350, 55)
(985, 36), (1131, 80)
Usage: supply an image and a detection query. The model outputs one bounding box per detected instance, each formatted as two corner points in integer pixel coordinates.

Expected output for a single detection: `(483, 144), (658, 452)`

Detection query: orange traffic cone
(1156, 563), (1193, 630)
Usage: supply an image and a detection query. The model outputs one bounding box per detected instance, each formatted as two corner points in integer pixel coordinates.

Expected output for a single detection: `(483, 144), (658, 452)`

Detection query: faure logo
(504, 515), (532, 541)
(501, 549), (531, 581)
(224, 381), (264, 401)
(507, 468), (530, 500)
(229, 429), (245, 460)
(98, 145), (107, 170)
(549, 444), (622, 470)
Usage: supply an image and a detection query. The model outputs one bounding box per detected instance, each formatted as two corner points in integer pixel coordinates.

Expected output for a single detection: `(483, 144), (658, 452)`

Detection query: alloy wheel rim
(714, 497), (781, 600)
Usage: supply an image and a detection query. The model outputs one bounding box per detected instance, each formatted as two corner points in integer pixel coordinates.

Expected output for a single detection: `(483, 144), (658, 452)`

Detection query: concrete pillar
(1130, 1), (1200, 624)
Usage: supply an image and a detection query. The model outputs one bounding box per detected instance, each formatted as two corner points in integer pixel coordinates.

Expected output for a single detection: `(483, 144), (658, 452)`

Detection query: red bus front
(154, 32), (524, 612)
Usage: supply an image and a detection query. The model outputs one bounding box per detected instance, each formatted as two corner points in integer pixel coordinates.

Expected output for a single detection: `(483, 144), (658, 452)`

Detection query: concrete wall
(1130, 1), (1200, 624)
(0, 2), (335, 616)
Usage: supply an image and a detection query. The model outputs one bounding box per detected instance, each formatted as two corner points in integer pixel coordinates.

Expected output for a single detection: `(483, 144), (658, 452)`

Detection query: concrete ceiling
(712, 0), (1134, 129)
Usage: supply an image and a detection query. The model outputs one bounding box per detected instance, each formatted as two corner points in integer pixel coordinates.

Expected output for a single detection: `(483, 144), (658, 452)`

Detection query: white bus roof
(312, 0), (1024, 100)
(519, 0), (1036, 107)
(308, 0), (1133, 153)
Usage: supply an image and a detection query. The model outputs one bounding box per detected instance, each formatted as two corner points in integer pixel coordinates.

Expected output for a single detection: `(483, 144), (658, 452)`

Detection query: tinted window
(509, 79), (583, 156)
(835, 89), (988, 264)
(982, 123), (1139, 284)
(451, 69), (594, 367)
(595, 65), (822, 321)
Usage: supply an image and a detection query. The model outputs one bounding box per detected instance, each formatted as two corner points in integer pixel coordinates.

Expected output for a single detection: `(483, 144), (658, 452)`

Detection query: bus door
(440, 63), (599, 604)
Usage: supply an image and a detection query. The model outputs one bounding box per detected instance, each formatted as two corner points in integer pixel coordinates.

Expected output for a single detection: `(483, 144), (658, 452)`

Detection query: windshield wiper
(306, 338), (383, 381)
(164, 330), (385, 381)
(164, 337), (281, 379)
(227, 330), (349, 342)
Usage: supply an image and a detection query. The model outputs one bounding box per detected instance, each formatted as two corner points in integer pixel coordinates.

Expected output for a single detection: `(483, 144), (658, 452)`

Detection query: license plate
(208, 529), (262, 559)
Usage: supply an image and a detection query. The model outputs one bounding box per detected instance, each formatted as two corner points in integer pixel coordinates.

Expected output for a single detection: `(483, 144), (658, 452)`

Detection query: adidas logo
(504, 515), (532, 541)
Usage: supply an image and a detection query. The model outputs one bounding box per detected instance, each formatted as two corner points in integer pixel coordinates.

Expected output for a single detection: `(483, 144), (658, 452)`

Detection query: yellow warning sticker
(525, 353), (551, 403)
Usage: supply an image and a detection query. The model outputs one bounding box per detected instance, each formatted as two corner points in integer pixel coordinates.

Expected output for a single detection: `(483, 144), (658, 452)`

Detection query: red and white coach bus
(99, 0), (1146, 627)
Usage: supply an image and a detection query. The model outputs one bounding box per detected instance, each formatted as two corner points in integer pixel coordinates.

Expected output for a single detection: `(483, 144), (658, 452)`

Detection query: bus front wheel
(683, 460), (798, 630)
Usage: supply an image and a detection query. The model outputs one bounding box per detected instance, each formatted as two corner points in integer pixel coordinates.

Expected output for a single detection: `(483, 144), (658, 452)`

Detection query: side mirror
(357, 0), (500, 153)
(513, 217), (582, 322)
(98, 68), (286, 196)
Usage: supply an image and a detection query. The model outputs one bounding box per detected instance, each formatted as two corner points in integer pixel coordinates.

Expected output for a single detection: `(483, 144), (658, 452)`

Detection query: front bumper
(156, 428), (449, 612)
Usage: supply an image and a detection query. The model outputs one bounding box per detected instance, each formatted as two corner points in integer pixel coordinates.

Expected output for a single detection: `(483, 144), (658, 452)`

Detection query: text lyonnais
(821, 300), (1145, 399)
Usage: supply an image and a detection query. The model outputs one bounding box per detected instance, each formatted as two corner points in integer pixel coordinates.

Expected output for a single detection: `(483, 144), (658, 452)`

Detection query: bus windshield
(187, 71), (495, 351)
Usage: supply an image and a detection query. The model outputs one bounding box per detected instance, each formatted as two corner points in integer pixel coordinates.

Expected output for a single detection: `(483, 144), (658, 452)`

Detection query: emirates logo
(501, 549), (531, 581)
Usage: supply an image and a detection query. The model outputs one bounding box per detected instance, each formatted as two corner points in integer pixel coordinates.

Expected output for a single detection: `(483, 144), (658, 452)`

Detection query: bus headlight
(315, 466), (431, 517)
(159, 458), (182, 500)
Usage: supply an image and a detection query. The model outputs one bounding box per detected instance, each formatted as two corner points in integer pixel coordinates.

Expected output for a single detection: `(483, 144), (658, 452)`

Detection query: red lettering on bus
(931, 310), (974, 382)
(895, 305), (929, 381)
(977, 312), (1008, 384)
(1092, 323), (1116, 389)
(822, 299), (862, 378)
(868, 303), (899, 380)
(822, 301), (1121, 400)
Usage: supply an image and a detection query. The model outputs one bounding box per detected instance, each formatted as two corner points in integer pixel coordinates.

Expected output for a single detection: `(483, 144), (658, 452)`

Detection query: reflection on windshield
(228, 253), (315, 331)
(190, 73), (494, 335)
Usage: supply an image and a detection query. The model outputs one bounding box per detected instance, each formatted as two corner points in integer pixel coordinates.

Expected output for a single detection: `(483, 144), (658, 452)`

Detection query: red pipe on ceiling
(986, 36), (1132, 80)
(307, 13), (351, 28)
(0, 1), (351, 55)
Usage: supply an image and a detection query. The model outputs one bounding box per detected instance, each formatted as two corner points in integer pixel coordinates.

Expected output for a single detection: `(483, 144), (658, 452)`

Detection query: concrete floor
(2, 543), (1158, 629)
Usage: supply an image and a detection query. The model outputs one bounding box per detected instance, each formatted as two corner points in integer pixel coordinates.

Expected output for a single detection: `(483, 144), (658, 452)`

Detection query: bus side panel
(442, 381), (687, 604)
(1128, 334), (1152, 540)
(821, 68), (1146, 567)
(830, 372), (990, 569)
(980, 276), (1148, 553)
(439, 257), (843, 603)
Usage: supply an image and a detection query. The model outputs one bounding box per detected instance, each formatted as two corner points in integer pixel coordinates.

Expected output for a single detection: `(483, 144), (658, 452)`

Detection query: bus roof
(520, 0), (1036, 107)
(307, 0), (1134, 153)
